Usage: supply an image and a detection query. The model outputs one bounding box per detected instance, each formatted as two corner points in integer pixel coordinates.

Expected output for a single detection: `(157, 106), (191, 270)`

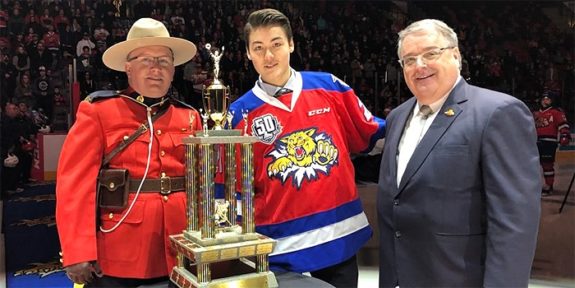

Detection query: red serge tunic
(56, 91), (201, 278)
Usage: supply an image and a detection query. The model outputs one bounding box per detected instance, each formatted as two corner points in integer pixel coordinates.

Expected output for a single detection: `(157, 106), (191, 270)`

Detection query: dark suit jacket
(377, 79), (541, 287)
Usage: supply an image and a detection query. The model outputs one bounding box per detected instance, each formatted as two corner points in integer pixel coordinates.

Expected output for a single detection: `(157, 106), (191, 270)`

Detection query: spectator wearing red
(24, 9), (37, 25)
(53, 9), (70, 33)
(0, 6), (8, 36)
(42, 25), (60, 53)
(53, 86), (66, 107)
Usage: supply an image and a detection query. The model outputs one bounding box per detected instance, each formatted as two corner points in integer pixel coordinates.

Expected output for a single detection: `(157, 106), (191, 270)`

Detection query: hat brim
(102, 37), (197, 71)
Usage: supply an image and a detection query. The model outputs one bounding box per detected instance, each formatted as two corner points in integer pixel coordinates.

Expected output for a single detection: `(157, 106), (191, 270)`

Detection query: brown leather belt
(129, 176), (185, 195)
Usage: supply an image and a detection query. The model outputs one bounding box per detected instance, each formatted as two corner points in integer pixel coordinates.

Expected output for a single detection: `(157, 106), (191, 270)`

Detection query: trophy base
(171, 262), (278, 288)
(170, 233), (278, 288)
(170, 233), (275, 264)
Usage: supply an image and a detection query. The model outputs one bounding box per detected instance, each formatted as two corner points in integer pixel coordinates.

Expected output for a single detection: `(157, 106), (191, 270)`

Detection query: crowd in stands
(1, 0), (573, 190)
(414, 1), (574, 113)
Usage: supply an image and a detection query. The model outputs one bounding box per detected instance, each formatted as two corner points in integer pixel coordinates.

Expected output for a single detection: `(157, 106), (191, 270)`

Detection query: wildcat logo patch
(266, 128), (338, 189)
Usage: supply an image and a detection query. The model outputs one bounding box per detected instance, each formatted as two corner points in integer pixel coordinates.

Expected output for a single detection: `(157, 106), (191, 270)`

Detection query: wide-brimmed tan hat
(102, 18), (197, 71)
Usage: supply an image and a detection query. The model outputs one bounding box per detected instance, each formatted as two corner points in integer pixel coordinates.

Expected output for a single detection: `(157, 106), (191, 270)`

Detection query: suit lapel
(388, 98), (416, 189)
(396, 80), (468, 195)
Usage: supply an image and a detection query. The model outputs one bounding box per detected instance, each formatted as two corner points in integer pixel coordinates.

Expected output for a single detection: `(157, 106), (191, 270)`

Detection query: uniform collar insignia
(122, 87), (168, 106)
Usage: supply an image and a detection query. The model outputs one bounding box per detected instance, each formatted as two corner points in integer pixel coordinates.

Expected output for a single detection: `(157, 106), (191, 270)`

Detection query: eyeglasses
(398, 46), (455, 68)
(127, 56), (174, 68)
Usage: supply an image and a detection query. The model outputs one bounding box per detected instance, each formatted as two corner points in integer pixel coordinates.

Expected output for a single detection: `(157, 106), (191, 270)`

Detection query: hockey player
(229, 8), (385, 288)
(534, 94), (571, 195)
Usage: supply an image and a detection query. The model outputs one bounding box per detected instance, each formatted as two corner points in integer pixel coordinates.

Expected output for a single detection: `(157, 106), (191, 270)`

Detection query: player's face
(125, 45), (175, 98)
(246, 26), (294, 87)
(400, 28), (460, 104)
(541, 97), (551, 108)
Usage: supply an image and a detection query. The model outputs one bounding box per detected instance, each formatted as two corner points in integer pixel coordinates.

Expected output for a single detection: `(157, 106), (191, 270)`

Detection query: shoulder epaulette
(84, 90), (122, 103)
(170, 98), (197, 110)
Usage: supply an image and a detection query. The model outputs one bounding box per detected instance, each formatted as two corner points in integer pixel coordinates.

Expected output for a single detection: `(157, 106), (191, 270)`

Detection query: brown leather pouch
(97, 169), (129, 211)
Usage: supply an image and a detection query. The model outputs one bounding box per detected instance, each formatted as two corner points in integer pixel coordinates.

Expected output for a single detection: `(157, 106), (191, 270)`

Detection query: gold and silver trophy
(201, 43), (230, 133)
(170, 44), (278, 288)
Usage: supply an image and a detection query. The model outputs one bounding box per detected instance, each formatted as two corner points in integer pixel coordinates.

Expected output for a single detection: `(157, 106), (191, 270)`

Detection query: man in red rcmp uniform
(533, 93), (571, 195)
(56, 18), (201, 287)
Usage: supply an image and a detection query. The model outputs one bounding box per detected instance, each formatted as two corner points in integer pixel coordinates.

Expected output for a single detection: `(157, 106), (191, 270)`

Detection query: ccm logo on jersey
(308, 107), (331, 116)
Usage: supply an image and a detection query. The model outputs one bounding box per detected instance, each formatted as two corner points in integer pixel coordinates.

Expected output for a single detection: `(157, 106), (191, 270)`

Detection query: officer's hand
(65, 261), (102, 284)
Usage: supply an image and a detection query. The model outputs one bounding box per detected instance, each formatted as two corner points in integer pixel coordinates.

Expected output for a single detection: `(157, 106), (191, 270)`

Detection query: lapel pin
(444, 108), (455, 117)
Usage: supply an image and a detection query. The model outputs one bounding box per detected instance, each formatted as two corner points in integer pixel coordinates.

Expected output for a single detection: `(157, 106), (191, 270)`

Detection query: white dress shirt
(396, 76), (461, 185)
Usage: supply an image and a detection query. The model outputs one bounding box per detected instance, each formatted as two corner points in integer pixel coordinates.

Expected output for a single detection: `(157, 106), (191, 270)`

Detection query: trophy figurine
(169, 44), (278, 288)
(199, 109), (209, 136)
(226, 111), (234, 130)
(202, 44), (230, 131)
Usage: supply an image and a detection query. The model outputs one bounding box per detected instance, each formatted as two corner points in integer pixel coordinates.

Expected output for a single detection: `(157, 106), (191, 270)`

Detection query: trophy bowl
(202, 79), (229, 130)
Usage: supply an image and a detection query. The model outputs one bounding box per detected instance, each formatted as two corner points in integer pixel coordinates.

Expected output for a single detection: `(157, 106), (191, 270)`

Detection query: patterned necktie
(419, 105), (432, 120)
(273, 88), (292, 97)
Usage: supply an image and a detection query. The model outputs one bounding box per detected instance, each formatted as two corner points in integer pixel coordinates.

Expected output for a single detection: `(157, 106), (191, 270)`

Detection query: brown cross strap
(101, 106), (168, 167)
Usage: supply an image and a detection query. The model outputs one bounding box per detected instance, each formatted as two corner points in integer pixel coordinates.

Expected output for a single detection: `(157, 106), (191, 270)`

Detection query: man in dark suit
(377, 19), (541, 287)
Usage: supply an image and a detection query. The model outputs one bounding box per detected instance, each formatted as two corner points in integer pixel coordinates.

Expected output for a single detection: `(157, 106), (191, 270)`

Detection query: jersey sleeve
(332, 76), (386, 153)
